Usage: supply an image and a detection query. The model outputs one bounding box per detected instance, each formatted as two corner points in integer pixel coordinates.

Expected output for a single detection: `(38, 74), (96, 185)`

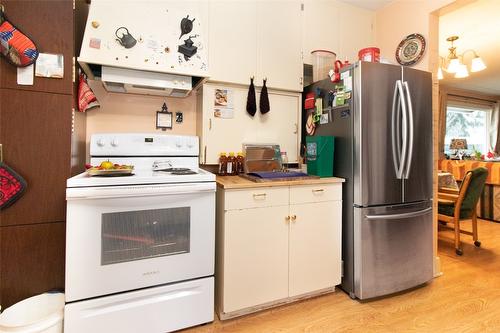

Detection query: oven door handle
(66, 183), (216, 200)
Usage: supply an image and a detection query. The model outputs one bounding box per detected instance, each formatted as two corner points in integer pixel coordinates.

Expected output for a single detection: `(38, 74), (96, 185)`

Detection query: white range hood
(101, 66), (192, 97)
(78, 0), (209, 97)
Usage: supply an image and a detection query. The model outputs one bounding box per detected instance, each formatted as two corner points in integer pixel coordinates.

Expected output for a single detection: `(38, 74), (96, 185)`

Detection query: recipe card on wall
(214, 88), (234, 119)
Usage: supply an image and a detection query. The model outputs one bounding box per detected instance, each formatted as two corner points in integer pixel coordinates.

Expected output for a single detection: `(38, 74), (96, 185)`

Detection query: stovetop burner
(161, 168), (191, 172)
(170, 170), (198, 175)
(153, 167), (198, 175)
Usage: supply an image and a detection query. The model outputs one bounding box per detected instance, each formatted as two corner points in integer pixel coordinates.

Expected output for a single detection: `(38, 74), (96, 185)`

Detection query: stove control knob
(176, 142), (182, 148)
(111, 139), (118, 147)
(96, 139), (105, 147)
(187, 142), (194, 148)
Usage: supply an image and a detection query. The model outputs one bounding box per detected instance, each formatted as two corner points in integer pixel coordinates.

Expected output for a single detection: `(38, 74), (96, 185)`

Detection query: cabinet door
(289, 201), (342, 297)
(256, 92), (300, 162)
(208, 1), (257, 85)
(0, 222), (65, 308)
(0, 90), (72, 226)
(201, 84), (258, 164)
(257, 1), (303, 92)
(0, 0), (73, 94)
(222, 206), (289, 313)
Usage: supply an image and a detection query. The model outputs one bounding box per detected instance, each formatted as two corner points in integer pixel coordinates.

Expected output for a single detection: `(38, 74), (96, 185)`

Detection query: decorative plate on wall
(396, 33), (426, 66)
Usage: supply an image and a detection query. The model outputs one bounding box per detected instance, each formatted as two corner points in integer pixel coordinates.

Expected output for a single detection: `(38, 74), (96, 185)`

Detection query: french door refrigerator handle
(403, 81), (414, 179)
(391, 81), (401, 178)
(398, 80), (408, 180)
(366, 207), (432, 220)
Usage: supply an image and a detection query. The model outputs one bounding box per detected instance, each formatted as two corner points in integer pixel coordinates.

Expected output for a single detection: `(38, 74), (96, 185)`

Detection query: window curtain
(438, 91), (448, 159)
(491, 102), (500, 153)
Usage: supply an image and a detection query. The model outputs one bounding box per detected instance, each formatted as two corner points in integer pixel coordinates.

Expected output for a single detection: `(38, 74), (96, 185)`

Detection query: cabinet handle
(291, 215), (297, 221)
(253, 193), (267, 200)
(300, 77), (303, 86)
(204, 145), (207, 164)
(209, 118), (212, 130)
(312, 189), (324, 194)
(293, 123), (298, 134)
(285, 215), (291, 222)
(0, 144), (3, 162)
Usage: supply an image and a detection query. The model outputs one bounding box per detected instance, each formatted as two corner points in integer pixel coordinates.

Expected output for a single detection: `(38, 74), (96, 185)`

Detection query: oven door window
(101, 207), (190, 265)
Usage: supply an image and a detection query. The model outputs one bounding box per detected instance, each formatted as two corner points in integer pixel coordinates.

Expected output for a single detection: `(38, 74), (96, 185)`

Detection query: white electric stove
(64, 133), (215, 333)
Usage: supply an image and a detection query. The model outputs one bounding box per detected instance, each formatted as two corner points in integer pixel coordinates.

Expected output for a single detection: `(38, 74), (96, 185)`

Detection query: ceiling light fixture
(438, 36), (486, 80)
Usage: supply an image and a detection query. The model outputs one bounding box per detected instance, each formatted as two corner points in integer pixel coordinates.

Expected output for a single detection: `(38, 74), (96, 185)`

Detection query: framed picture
(156, 111), (172, 130)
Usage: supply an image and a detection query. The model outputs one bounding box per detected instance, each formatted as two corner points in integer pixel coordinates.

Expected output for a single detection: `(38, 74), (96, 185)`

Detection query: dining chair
(437, 167), (488, 255)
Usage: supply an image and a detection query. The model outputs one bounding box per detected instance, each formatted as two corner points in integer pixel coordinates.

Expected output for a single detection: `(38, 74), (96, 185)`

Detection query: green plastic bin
(306, 136), (334, 177)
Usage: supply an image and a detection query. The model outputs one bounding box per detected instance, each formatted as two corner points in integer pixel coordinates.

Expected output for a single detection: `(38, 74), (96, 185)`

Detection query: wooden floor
(182, 219), (500, 332)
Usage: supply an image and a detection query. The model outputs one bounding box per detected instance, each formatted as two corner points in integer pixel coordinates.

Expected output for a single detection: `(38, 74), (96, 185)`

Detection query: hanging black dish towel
(246, 77), (256, 116)
(260, 78), (270, 114)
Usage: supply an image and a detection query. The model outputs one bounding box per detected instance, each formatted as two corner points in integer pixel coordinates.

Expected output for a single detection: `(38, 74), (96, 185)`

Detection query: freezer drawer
(354, 202), (433, 299)
(64, 277), (214, 333)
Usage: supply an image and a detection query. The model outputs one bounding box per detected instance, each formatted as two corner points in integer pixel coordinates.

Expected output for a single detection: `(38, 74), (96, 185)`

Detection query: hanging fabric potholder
(78, 73), (100, 112)
(0, 162), (27, 210)
(0, 6), (39, 67)
(259, 78), (270, 114)
(246, 77), (257, 117)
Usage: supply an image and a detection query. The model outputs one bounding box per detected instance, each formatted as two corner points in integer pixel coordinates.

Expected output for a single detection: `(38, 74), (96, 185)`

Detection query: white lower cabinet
(289, 201), (342, 297)
(223, 206), (289, 312)
(216, 183), (342, 319)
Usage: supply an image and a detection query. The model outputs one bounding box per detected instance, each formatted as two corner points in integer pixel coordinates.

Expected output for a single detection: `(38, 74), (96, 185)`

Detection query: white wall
(85, 80), (197, 158)
(302, 0), (375, 64)
(374, 0), (455, 71)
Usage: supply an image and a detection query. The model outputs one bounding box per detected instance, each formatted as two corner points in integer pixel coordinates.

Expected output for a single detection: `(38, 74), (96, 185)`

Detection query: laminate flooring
(182, 219), (500, 332)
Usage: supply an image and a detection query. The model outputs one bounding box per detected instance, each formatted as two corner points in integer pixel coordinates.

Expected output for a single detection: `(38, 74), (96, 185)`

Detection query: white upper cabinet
(208, 0), (303, 92)
(208, 1), (257, 85)
(79, 0), (209, 77)
(256, 1), (303, 92)
(197, 83), (300, 164)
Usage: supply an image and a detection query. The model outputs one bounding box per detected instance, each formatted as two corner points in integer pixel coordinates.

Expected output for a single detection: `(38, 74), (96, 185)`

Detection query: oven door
(65, 182), (215, 302)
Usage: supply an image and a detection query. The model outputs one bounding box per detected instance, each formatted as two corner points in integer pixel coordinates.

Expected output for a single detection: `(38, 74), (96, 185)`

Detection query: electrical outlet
(176, 112), (183, 123)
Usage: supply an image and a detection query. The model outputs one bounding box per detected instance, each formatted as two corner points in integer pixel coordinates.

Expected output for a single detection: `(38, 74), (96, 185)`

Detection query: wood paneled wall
(0, 0), (80, 308)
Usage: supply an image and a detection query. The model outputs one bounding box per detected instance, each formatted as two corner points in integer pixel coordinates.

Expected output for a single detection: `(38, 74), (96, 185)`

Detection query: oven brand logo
(142, 270), (160, 276)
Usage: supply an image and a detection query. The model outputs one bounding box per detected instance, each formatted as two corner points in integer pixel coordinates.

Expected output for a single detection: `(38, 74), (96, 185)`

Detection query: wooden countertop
(216, 175), (345, 189)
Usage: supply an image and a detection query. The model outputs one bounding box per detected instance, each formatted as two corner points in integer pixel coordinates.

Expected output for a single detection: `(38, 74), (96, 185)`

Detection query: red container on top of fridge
(358, 47), (380, 62)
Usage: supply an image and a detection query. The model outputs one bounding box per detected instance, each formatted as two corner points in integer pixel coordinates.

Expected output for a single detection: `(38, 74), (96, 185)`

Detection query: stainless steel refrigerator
(303, 61), (433, 300)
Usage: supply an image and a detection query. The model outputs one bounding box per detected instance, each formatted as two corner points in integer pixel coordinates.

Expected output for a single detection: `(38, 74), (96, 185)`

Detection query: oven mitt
(260, 79), (270, 114)
(0, 162), (27, 210)
(0, 6), (39, 67)
(78, 73), (100, 112)
(246, 77), (256, 117)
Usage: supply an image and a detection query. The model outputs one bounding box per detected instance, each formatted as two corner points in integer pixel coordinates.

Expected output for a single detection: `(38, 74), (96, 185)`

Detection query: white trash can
(0, 292), (64, 333)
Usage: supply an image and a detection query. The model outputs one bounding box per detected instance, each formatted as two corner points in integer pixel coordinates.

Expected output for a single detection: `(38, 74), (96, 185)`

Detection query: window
(444, 106), (491, 155)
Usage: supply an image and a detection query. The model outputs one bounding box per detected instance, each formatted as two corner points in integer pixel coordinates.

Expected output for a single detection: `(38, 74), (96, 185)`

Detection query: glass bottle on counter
(236, 152), (245, 174)
(227, 152), (237, 176)
(281, 151), (288, 172)
(218, 152), (228, 176)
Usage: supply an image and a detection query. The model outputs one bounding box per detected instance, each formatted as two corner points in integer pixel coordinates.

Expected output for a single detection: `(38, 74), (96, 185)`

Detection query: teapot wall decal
(115, 27), (137, 49)
(179, 15), (195, 39)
